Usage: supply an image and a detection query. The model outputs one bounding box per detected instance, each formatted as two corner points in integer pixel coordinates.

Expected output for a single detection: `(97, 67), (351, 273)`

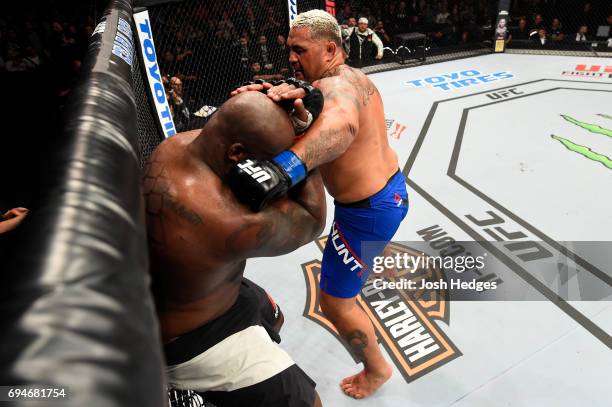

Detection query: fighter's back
(314, 65), (398, 203)
(143, 130), (249, 340)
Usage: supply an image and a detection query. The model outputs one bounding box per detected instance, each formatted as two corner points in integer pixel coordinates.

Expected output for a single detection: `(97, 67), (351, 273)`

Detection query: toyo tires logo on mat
(405, 69), (514, 91)
(301, 237), (461, 384)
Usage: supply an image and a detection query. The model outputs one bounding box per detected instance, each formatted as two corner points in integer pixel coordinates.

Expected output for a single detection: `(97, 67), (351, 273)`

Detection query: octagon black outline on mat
(402, 78), (612, 349)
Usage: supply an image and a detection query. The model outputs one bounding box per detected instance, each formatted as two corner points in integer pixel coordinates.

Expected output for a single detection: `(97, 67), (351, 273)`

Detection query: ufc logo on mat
(238, 160), (272, 183)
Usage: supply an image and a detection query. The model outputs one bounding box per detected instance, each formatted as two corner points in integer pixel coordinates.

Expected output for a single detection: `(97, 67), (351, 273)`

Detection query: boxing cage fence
(0, 1), (332, 407)
(134, 0), (334, 162)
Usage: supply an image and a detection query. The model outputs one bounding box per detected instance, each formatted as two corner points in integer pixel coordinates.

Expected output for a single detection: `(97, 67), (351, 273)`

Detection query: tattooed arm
(289, 76), (361, 170)
(225, 170), (326, 259)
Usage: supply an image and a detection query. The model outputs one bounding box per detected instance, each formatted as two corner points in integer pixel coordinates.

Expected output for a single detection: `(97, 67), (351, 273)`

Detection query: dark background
(0, 0), (610, 212)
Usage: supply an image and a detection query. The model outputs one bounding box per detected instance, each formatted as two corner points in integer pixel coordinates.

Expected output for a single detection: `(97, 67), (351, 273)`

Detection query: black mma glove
(273, 78), (324, 133)
(227, 151), (307, 212)
(239, 78), (324, 133)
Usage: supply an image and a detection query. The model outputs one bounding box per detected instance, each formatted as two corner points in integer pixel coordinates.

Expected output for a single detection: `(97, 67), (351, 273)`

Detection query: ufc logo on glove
(238, 160), (272, 183)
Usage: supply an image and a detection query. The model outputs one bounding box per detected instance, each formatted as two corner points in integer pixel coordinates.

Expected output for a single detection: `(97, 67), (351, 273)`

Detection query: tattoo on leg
(344, 330), (369, 365)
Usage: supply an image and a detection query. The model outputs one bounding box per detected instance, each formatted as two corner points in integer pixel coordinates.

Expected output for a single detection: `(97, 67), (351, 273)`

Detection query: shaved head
(208, 92), (295, 160)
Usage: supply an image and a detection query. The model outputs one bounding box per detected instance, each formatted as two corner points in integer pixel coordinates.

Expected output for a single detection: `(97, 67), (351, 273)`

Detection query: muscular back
(144, 131), (325, 340)
(144, 131), (247, 339)
(299, 66), (398, 203)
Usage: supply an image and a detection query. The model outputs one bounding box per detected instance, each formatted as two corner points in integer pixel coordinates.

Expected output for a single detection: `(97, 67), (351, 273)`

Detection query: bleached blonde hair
(291, 9), (342, 47)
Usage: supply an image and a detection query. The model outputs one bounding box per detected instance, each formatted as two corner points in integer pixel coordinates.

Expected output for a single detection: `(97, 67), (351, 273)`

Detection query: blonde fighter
(231, 10), (408, 399)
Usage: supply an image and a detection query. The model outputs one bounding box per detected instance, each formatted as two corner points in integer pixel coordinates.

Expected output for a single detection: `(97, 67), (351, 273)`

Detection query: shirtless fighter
(144, 91), (326, 406)
(230, 10), (409, 399)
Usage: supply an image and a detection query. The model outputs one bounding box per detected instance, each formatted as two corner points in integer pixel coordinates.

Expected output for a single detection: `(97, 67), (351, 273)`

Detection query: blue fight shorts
(320, 169), (409, 298)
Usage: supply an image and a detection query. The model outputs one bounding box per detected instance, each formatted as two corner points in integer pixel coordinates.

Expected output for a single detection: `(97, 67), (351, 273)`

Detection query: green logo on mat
(552, 114), (612, 170)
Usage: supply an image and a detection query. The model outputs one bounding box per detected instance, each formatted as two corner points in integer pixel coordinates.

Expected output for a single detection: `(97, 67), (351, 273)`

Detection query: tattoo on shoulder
(339, 66), (378, 107)
(143, 160), (203, 245)
(322, 82), (362, 112)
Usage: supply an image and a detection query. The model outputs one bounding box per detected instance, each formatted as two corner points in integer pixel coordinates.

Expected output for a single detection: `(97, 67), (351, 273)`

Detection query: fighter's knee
(319, 291), (333, 316)
(319, 291), (355, 320)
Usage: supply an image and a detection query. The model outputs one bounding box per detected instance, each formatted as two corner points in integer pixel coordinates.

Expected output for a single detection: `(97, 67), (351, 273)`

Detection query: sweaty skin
(285, 25), (398, 398)
(143, 93), (326, 341)
(302, 65), (398, 202)
(231, 27), (401, 397)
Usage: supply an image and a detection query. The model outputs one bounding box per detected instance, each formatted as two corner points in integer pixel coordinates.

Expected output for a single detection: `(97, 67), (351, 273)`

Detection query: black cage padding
(0, 1), (166, 406)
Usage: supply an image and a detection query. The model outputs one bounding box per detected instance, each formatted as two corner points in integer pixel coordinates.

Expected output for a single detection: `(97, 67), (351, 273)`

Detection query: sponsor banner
(493, 1), (511, 52)
(325, 0), (336, 17)
(134, 10), (177, 138)
(288, 0), (297, 24)
(561, 64), (612, 79)
(405, 70), (514, 91)
(112, 17), (134, 66)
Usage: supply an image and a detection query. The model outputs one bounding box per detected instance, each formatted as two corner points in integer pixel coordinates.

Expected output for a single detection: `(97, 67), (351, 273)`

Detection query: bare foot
(340, 364), (393, 399)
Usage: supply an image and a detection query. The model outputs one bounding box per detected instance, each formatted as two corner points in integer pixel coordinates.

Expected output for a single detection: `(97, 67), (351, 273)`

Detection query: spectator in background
(533, 28), (548, 47)
(595, 13), (612, 39)
(342, 17), (384, 66)
(407, 0), (421, 18)
(5, 47), (30, 72)
(374, 20), (392, 48)
(340, 17), (357, 56)
(273, 34), (290, 75)
(238, 36), (254, 71)
(167, 76), (191, 132)
(159, 50), (175, 77)
(435, 5), (451, 25)
(575, 24), (590, 42)
(261, 11), (283, 40)
(430, 3), (455, 46)
(358, 7), (377, 30)
(549, 18), (565, 42)
(395, 1), (411, 33)
(382, 2), (399, 35)
(0, 207), (28, 234)
(578, 2), (596, 34)
(255, 34), (273, 71)
(458, 2), (480, 43)
(239, 7), (259, 39)
(22, 46), (42, 69)
(250, 61), (283, 81)
(218, 11), (237, 39)
(23, 20), (43, 56)
(336, 2), (354, 26)
(532, 13), (545, 32)
(173, 30), (194, 75)
(510, 17), (531, 41)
